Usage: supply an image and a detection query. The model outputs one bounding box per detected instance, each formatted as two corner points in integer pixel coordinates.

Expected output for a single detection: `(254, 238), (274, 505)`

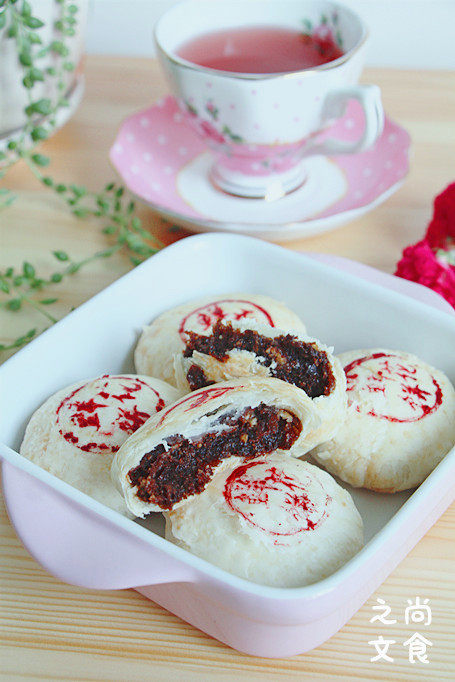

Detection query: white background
(85, 0), (455, 69)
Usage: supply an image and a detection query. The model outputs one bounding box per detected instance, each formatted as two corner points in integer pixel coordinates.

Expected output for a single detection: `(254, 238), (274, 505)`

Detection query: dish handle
(2, 461), (194, 590)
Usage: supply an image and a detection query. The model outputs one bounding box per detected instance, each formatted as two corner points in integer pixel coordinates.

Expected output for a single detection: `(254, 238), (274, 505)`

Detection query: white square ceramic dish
(1, 233), (454, 658)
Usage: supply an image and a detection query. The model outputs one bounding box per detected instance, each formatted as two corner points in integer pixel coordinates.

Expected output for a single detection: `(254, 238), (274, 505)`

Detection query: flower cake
(20, 374), (180, 515)
(312, 349), (455, 492)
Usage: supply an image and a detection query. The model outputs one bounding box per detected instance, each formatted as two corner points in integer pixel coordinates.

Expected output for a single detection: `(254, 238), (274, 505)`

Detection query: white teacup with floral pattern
(155, 0), (384, 199)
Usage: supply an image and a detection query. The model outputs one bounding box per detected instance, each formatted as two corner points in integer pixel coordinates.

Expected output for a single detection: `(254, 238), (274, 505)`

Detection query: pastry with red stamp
(111, 376), (323, 517)
(20, 374), (180, 516)
(165, 454), (363, 587)
(312, 349), (455, 492)
(134, 293), (306, 386)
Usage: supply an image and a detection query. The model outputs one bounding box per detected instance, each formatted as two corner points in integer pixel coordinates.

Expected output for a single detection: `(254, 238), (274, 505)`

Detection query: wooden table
(1, 57), (454, 680)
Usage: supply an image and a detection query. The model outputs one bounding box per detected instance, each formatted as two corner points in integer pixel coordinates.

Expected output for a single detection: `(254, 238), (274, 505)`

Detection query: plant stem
(21, 294), (58, 323)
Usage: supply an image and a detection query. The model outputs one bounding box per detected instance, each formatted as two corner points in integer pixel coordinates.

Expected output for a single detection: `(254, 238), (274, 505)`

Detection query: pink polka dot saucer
(110, 96), (410, 241)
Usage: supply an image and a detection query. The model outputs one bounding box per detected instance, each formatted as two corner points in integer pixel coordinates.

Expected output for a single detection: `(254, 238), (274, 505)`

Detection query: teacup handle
(310, 84), (384, 156)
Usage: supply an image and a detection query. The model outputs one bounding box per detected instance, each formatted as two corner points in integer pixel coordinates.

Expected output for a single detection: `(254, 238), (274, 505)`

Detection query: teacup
(155, 0), (384, 199)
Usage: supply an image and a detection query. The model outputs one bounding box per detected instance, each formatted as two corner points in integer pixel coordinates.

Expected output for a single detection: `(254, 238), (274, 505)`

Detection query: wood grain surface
(0, 57), (454, 680)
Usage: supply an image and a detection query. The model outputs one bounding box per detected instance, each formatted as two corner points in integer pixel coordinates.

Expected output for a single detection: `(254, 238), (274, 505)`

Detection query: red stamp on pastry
(56, 376), (163, 454)
(178, 299), (274, 340)
(344, 352), (442, 423)
(224, 460), (330, 544)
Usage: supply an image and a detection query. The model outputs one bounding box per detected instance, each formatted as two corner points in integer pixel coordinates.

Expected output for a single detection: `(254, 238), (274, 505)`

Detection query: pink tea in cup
(177, 25), (343, 74)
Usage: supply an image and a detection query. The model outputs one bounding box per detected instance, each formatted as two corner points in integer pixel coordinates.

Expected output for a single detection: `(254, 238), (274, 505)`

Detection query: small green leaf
(51, 273), (63, 283)
(28, 32), (43, 44)
(98, 248), (117, 258)
(53, 250), (69, 261)
(72, 207), (89, 218)
(7, 298), (22, 311)
(13, 276), (24, 286)
(39, 298), (58, 305)
(70, 184), (86, 197)
(7, 24), (18, 38)
(12, 328), (36, 348)
(0, 328), (36, 351)
(7, 140), (17, 150)
(23, 262), (35, 278)
(67, 263), (80, 274)
(23, 15), (44, 29)
(0, 281), (10, 294)
(55, 184), (67, 193)
(42, 176), (53, 186)
(22, 74), (34, 89)
(21, 1), (32, 16)
(29, 67), (45, 82)
(115, 187), (124, 198)
(25, 98), (52, 116)
(68, 4), (79, 13)
(31, 126), (48, 142)
(19, 50), (33, 67)
(31, 153), (50, 167)
(96, 197), (109, 212)
(36, 46), (49, 59)
(102, 226), (116, 235)
(50, 40), (69, 56)
(5, 268), (14, 278)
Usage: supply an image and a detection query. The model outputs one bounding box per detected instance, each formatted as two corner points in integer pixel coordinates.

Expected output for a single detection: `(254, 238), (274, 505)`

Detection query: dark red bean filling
(186, 364), (214, 390)
(184, 320), (335, 397)
(127, 403), (302, 509)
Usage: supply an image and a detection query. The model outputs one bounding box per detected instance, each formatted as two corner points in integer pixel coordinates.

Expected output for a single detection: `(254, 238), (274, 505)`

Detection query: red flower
(395, 240), (455, 307)
(395, 183), (455, 309)
(425, 182), (455, 248)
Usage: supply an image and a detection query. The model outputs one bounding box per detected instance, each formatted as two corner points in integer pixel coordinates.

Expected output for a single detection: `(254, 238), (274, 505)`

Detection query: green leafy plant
(0, 0), (162, 353)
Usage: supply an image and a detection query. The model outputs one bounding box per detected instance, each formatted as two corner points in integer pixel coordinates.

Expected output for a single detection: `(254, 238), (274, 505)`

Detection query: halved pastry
(311, 349), (455, 492)
(174, 319), (347, 448)
(20, 374), (180, 516)
(165, 453), (363, 587)
(111, 376), (321, 517)
(134, 293), (306, 386)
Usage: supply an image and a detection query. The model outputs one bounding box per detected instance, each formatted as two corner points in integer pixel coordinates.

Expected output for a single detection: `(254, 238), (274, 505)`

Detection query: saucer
(110, 96), (410, 241)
